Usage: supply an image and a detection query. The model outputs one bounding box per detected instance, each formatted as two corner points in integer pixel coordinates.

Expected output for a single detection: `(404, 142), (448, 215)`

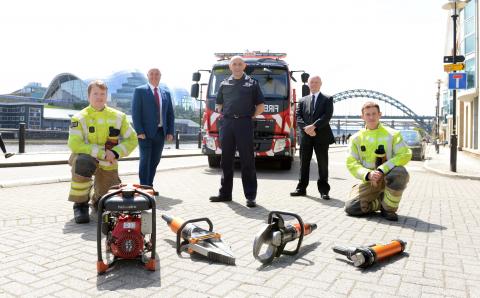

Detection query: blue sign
(448, 72), (467, 89)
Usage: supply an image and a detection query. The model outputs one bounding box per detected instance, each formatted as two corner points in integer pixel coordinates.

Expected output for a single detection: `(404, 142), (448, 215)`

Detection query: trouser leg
(149, 129), (165, 186)
(381, 166), (409, 213)
(345, 181), (382, 216)
(68, 154), (97, 203)
(219, 119), (235, 197)
(297, 134), (313, 190)
(235, 118), (257, 201)
(314, 142), (330, 195)
(91, 167), (121, 205)
(0, 134), (7, 154)
(138, 138), (152, 186)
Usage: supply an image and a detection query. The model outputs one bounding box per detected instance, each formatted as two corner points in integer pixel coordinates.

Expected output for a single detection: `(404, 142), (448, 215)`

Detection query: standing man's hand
(137, 134), (146, 140)
(304, 124), (316, 136)
(166, 134), (173, 142)
(215, 104), (223, 113)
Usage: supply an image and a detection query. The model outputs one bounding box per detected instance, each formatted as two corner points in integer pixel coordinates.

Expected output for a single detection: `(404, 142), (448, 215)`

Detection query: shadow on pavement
(95, 253), (161, 290)
(256, 241), (320, 271)
(62, 218), (97, 242)
(155, 194), (182, 211)
(304, 194), (345, 208)
(225, 200), (271, 221)
(365, 214), (447, 232)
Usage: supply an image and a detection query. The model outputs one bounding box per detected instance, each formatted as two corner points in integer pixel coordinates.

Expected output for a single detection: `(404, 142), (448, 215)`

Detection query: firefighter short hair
(87, 80), (108, 96)
(361, 101), (381, 114)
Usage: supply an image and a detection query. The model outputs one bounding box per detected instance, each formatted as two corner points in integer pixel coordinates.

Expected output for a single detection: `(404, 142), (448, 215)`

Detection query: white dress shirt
(148, 83), (162, 128)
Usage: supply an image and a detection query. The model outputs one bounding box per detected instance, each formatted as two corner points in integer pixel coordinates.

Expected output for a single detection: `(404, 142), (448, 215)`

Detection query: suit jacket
(296, 92), (335, 144)
(131, 84), (175, 139)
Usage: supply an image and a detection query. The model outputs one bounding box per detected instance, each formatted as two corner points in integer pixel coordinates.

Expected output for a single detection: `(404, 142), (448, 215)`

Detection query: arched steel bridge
(332, 89), (433, 132)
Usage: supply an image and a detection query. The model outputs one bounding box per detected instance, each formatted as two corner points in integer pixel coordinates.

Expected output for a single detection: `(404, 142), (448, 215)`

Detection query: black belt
(224, 114), (250, 119)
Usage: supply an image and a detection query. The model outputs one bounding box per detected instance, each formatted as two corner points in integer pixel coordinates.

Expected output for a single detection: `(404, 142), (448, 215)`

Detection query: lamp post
(442, 0), (468, 172)
(435, 79), (442, 154)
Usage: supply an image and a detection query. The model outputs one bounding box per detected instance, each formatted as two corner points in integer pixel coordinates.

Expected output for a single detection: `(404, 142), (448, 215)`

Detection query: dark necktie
(311, 94), (316, 115)
(154, 87), (162, 124)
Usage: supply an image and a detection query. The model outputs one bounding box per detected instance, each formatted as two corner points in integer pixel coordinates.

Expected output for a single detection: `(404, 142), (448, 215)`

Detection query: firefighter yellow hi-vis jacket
(346, 123), (412, 181)
(68, 105), (138, 170)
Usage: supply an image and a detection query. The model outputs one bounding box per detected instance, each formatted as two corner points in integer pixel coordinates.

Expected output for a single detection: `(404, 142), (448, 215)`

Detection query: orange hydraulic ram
(333, 239), (406, 268)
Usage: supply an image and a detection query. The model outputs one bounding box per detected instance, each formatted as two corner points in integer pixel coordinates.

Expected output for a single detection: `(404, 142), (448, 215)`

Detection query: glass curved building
(43, 73), (88, 103)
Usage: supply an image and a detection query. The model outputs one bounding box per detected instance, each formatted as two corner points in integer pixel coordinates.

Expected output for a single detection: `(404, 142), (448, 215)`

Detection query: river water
(3, 141), (198, 153)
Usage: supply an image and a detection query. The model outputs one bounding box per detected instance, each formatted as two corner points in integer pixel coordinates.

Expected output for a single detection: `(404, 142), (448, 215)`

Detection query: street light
(442, 0), (468, 172)
(435, 79), (442, 154)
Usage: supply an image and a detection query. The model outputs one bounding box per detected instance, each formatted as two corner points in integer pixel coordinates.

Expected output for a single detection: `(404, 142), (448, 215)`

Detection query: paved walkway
(424, 144), (480, 180)
(1, 150), (480, 297)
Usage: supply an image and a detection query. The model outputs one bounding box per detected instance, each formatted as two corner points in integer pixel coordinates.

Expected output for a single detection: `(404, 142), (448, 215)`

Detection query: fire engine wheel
(208, 155), (221, 168)
(280, 157), (293, 170)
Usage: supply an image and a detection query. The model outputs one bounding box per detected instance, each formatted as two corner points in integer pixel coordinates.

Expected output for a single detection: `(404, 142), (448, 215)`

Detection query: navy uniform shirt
(216, 74), (265, 117)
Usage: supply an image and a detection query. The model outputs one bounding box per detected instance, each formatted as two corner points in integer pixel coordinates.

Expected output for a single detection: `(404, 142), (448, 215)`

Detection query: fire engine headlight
(206, 137), (216, 150)
(273, 139), (286, 153)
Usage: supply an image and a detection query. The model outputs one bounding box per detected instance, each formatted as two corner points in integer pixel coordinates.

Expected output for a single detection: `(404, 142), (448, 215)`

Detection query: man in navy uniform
(209, 56), (265, 208)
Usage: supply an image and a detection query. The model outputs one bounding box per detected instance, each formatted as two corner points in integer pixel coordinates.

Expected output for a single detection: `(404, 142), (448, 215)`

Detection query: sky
(0, 0), (449, 115)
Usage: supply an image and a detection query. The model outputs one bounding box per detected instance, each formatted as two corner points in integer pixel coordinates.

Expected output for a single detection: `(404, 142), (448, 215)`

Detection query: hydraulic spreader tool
(96, 184), (157, 274)
(162, 214), (236, 265)
(333, 239), (407, 268)
(253, 211), (317, 264)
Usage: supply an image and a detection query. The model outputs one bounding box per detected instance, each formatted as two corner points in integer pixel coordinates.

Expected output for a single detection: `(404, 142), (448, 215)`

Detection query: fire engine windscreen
(208, 67), (288, 100)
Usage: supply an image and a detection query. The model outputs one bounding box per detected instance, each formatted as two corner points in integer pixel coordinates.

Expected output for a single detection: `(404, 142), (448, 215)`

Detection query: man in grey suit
(290, 75), (334, 199)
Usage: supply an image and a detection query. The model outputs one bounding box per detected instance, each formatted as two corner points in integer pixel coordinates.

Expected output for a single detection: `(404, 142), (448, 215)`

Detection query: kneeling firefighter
(68, 80), (138, 224)
(344, 102), (411, 221)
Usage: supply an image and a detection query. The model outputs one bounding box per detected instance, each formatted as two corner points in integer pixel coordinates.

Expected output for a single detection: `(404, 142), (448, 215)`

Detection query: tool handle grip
(332, 246), (353, 258)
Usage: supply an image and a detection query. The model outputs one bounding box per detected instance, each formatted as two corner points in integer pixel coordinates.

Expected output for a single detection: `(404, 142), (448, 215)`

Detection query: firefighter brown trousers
(345, 166), (409, 216)
(68, 154), (121, 204)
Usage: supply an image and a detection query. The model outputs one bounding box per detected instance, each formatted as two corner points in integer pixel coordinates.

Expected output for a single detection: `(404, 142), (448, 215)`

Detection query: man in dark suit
(290, 75), (334, 200)
(132, 68), (175, 186)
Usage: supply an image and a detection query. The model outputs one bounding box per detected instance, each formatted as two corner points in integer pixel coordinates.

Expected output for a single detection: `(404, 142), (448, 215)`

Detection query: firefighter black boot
(73, 202), (90, 224)
(380, 205), (398, 222)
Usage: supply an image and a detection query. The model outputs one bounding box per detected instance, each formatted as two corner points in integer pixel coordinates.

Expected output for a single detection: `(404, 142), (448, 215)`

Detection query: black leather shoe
(321, 193), (330, 200)
(4, 153), (14, 159)
(380, 206), (398, 221)
(209, 195), (232, 202)
(290, 189), (306, 197)
(246, 200), (256, 208)
(73, 203), (90, 224)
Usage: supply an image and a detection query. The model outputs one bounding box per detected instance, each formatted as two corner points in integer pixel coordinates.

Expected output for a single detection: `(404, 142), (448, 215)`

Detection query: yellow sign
(444, 63), (465, 72)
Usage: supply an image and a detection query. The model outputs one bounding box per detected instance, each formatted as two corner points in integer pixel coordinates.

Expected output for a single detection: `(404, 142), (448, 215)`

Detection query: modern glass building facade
(0, 102), (43, 129)
(43, 73), (88, 104)
(106, 70), (147, 113)
(457, 0), (479, 151)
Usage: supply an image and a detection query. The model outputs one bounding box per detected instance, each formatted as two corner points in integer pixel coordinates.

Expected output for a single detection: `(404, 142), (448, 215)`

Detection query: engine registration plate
(123, 222), (136, 229)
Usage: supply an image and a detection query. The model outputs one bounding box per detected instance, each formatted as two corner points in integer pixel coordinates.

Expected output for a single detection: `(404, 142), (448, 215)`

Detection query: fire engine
(191, 51), (309, 169)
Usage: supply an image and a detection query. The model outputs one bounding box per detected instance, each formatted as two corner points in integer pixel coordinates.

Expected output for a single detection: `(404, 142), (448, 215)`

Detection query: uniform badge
(70, 121), (78, 128)
(89, 126), (95, 133)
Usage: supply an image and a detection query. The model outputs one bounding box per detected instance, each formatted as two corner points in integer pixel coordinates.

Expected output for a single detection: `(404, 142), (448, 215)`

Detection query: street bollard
(198, 131), (202, 149)
(175, 130), (180, 149)
(19, 122), (26, 153)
